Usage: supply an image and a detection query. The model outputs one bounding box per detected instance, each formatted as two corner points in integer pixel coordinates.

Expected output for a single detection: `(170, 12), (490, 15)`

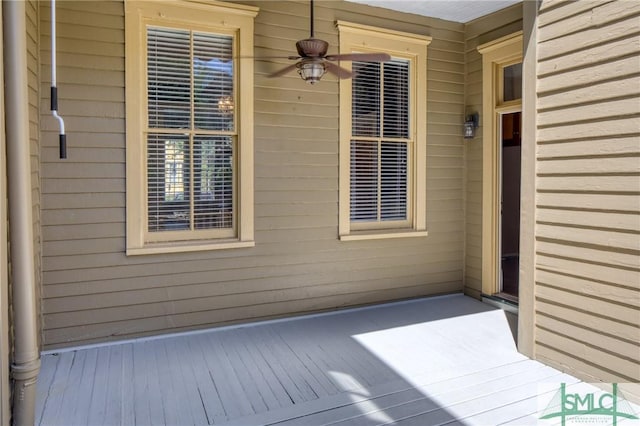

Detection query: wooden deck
(35, 294), (636, 425)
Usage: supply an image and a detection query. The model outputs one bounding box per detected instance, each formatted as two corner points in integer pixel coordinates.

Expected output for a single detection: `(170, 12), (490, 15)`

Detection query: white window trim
(125, 0), (257, 255)
(337, 21), (431, 241)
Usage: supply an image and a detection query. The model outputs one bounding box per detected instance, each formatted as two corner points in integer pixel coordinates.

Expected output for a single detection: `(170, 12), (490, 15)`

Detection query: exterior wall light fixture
(464, 112), (479, 139)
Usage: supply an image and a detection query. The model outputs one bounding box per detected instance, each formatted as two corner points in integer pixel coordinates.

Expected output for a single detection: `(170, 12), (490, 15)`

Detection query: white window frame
(125, 0), (257, 255)
(338, 21), (430, 241)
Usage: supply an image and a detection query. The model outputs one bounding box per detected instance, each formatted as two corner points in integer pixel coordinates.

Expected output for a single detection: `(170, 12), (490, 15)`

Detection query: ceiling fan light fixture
(297, 61), (325, 84)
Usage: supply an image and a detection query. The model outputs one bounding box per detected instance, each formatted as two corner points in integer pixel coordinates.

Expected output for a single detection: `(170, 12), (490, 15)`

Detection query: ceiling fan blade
(239, 55), (300, 60)
(325, 52), (391, 62)
(324, 61), (352, 79)
(268, 63), (299, 78)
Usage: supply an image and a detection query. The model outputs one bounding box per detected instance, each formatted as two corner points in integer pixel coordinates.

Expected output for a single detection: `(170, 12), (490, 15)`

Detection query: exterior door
(478, 32), (523, 302)
(499, 111), (521, 301)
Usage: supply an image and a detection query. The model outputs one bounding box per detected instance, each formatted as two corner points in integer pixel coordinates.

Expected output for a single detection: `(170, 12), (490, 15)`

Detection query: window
(502, 62), (522, 102)
(350, 59), (410, 226)
(338, 22), (430, 240)
(126, 1), (257, 255)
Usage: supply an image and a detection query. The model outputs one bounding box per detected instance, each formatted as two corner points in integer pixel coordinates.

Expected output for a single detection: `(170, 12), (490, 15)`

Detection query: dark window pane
(503, 63), (522, 102)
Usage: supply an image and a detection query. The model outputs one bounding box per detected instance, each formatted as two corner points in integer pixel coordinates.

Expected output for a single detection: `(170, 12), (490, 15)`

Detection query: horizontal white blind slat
(380, 142), (407, 221)
(352, 61), (380, 137)
(193, 32), (234, 132)
(193, 136), (234, 230)
(147, 27), (191, 129)
(383, 60), (409, 139)
(147, 134), (191, 232)
(350, 140), (379, 221)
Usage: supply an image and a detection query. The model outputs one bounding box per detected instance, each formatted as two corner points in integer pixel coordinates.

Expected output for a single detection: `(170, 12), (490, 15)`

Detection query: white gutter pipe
(2, 1), (41, 425)
(51, 0), (66, 159)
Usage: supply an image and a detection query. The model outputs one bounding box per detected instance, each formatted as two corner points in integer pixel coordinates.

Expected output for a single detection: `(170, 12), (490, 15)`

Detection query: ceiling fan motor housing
(296, 38), (329, 57)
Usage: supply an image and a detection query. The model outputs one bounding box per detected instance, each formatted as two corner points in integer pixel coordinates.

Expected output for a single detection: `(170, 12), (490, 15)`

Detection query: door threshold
(494, 292), (519, 304)
(482, 294), (518, 315)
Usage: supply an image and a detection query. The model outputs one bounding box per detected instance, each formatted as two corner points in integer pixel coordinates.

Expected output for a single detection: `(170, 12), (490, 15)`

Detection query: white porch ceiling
(346, 0), (522, 23)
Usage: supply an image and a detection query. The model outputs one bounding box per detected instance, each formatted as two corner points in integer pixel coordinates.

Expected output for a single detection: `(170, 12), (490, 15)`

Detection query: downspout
(2, 1), (41, 425)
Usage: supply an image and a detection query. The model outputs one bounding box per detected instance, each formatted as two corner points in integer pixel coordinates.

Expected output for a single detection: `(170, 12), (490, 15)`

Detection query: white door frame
(478, 32), (523, 297)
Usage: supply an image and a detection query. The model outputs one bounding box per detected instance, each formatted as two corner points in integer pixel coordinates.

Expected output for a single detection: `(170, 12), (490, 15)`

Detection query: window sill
(340, 230), (428, 241)
(127, 239), (255, 256)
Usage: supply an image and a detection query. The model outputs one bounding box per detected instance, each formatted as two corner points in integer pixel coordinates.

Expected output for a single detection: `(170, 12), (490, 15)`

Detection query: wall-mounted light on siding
(464, 112), (479, 139)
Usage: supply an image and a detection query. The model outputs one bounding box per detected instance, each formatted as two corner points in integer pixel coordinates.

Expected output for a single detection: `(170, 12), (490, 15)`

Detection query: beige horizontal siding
(534, 0), (640, 390)
(42, 240), (462, 285)
(538, 1), (640, 47)
(462, 4), (523, 297)
(42, 281), (461, 345)
(40, 0), (467, 348)
(537, 192), (640, 212)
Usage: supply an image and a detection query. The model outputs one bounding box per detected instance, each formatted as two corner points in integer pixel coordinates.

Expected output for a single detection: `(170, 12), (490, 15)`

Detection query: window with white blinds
(338, 21), (429, 239)
(350, 59), (411, 226)
(125, 1), (256, 254)
(146, 27), (235, 236)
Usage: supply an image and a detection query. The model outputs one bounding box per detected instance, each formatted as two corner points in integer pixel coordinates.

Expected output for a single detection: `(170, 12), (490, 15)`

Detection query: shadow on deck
(35, 294), (595, 425)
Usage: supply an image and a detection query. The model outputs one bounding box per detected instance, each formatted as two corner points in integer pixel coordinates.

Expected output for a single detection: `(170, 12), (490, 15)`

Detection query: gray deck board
(273, 323), (347, 394)
(105, 345), (125, 425)
(165, 338), (205, 425)
(273, 360), (543, 426)
(35, 294), (637, 426)
(58, 350), (86, 426)
(271, 322), (344, 395)
(370, 369), (573, 426)
(260, 325), (322, 401)
(235, 329), (296, 408)
(131, 342), (152, 426)
(34, 352), (58, 422)
(196, 333), (253, 420)
(42, 351), (75, 425)
(243, 326), (305, 405)
(71, 348), (97, 426)
(145, 341), (168, 426)
(183, 336), (226, 423)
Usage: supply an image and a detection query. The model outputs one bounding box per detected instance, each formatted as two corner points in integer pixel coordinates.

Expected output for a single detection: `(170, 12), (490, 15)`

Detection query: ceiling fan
(264, 0), (391, 84)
